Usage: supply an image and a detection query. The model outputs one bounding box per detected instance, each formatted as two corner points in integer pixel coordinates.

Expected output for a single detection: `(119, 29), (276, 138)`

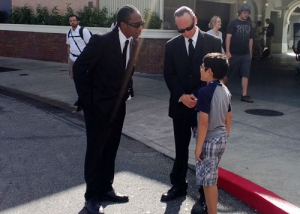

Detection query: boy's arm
(225, 111), (232, 136)
(195, 111), (209, 162)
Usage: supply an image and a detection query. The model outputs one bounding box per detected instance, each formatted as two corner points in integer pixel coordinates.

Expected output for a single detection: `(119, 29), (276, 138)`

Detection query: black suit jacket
(164, 28), (222, 119)
(73, 28), (134, 114)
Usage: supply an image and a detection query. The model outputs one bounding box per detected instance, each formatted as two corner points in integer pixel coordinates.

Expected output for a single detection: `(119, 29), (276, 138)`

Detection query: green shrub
(77, 6), (109, 27)
(8, 5), (33, 24)
(61, 3), (74, 26)
(143, 9), (162, 29)
(32, 4), (49, 25)
(5, 3), (162, 29)
(48, 6), (63, 26)
(106, 10), (118, 27)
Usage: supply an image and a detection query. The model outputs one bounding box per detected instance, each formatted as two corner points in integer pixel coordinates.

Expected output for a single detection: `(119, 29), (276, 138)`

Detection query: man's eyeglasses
(177, 21), (194, 33)
(126, 21), (145, 28)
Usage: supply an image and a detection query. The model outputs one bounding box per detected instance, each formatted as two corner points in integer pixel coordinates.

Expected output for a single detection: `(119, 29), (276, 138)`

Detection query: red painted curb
(217, 168), (300, 214)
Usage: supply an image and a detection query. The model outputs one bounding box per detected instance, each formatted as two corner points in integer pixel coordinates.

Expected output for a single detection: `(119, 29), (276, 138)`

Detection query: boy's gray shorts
(195, 136), (227, 186)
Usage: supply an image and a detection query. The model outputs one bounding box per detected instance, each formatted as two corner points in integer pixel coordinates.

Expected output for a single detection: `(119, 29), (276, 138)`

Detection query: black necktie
(122, 40), (129, 69)
(188, 38), (194, 64)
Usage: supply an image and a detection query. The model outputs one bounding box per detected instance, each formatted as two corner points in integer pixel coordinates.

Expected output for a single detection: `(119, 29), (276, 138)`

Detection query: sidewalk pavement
(0, 53), (300, 214)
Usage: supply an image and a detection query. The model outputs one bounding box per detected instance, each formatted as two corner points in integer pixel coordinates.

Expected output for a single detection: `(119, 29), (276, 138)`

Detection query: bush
(61, 3), (74, 26)
(32, 4), (49, 25)
(48, 6), (63, 25)
(77, 6), (111, 27)
(5, 4), (162, 29)
(8, 5), (33, 24)
(143, 9), (162, 29)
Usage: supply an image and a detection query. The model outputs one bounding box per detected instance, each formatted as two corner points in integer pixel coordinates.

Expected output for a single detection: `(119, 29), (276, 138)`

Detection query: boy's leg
(203, 185), (218, 214)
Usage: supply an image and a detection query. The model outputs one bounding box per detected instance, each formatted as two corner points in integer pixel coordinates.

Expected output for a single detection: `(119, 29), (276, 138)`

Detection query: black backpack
(68, 26), (92, 44)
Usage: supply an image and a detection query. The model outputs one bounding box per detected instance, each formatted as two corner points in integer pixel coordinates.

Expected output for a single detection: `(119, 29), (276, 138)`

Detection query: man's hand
(180, 94), (197, 108)
(225, 52), (232, 60)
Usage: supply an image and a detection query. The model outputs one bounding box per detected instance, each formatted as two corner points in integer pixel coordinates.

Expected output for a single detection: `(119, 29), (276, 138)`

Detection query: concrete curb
(218, 168), (300, 214)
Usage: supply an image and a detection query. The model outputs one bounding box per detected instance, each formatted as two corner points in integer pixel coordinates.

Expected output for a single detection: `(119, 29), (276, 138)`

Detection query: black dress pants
(82, 102), (126, 201)
(171, 116), (206, 202)
(170, 117), (192, 191)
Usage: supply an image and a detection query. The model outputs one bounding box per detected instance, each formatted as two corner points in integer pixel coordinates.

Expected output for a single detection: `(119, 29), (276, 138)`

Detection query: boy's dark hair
(203, 53), (229, 79)
(116, 5), (139, 27)
(174, 6), (195, 18)
(69, 14), (79, 21)
(256, 21), (262, 26)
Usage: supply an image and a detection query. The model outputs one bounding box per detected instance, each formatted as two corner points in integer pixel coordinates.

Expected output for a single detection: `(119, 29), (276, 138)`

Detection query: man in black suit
(73, 5), (143, 214)
(162, 6), (222, 211)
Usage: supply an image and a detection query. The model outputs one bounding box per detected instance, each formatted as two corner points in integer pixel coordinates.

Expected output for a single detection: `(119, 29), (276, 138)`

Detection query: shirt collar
(72, 25), (81, 32)
(185, 27), (199, 44)
(118, 27), (132, 45)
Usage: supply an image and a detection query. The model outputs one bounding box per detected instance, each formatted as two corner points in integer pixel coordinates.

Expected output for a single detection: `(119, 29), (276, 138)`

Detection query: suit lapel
(110, 28), (124, 70)
(193, 29), (204, 64)
(178, 36), (189, 66)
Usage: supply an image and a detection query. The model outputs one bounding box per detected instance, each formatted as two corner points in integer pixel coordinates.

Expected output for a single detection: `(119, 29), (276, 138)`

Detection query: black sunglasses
(177, 21), (194, 33)
(126, 21), (145, 28)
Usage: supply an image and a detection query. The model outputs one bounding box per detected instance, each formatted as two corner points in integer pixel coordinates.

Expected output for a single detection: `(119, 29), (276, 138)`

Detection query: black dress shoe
(99, 190), (129, 203)
(191, 201), (208, 214)
(160, 187), (187, 202)
(85, 198), (104, 214)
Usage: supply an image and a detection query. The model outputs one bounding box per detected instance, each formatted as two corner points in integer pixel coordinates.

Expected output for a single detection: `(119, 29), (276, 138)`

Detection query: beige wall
(11, 0), (98, 14)
(99, 0), (161, 16)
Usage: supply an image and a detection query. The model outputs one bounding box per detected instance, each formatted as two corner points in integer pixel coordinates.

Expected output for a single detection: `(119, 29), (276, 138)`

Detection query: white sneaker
(127, 95), (132, 101)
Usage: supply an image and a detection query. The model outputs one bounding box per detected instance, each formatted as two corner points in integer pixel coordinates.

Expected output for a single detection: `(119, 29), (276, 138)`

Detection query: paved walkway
(0, 52), (300, 213)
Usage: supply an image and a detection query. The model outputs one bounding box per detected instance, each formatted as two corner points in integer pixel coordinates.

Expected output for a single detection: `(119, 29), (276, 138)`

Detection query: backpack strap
(69, 29), (83, 53)
(68, 29), (71, 38)
(79, 27), (92, 44)
(79, 27), (84, 41)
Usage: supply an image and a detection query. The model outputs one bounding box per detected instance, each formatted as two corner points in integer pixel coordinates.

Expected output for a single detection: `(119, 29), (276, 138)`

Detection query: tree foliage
(6, 4), (162, 29)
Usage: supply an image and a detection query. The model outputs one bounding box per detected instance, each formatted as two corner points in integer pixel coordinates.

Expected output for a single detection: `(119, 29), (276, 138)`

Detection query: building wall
(99, 0), (161, 17)
(0, 26), (171, 74)
(0, 0), (11, 14)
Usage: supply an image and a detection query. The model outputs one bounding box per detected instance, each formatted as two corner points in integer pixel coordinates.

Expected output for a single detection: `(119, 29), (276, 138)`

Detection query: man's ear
(120, 22), (127, 29)
(194, 16), (198, 25)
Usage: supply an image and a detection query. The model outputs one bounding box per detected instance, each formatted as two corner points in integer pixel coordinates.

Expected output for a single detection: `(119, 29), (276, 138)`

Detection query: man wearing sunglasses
(73, 5), (143, 214)
(163, 6), (222, 213)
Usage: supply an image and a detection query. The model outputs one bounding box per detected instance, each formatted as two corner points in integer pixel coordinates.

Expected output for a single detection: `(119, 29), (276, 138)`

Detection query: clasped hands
(180, 94), (197, 108)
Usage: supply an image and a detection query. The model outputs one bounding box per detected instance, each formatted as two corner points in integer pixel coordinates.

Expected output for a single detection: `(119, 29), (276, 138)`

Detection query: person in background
(223, 4), (253, 103)
(162, 14), (171, 30)
(253, 21), (264, 60)
(162, 6), (222, 213)
(66, 14), (91, 79)
(66, 14), (92, 112)
(207, 16), (224, 53)
(264, 18), (275, 58)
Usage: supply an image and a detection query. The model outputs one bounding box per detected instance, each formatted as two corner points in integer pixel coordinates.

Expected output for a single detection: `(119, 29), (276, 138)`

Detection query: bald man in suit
(162, 6), (222, 212)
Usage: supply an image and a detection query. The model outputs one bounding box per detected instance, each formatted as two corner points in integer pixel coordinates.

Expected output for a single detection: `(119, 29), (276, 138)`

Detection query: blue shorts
(226, 54), (251, 78)
(195, 136), (227, 186)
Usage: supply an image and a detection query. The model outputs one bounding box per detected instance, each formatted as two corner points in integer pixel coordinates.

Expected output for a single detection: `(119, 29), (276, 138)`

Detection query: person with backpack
(66, 14), (92, 79)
